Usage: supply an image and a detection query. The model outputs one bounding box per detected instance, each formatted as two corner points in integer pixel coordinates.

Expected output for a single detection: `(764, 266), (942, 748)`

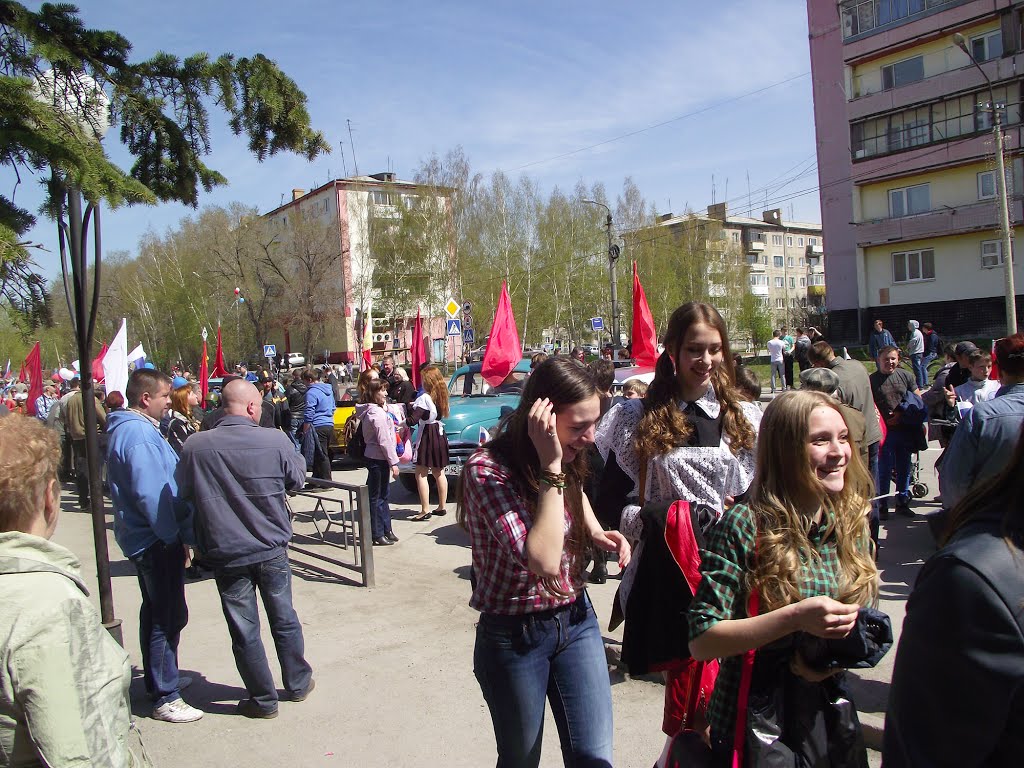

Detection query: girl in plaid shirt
(458, 357), (630, 767)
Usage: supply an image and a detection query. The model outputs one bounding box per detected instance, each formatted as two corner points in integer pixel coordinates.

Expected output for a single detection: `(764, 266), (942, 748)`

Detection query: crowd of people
(1, 308), (1022, 767)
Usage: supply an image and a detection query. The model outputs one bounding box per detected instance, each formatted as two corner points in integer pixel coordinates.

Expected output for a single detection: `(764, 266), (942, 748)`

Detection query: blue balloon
(239, 297), (245, 303)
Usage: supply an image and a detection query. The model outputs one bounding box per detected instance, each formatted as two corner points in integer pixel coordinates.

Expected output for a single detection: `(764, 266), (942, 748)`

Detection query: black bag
(744, 654), (867, 768)
(345, 415), (366, 463)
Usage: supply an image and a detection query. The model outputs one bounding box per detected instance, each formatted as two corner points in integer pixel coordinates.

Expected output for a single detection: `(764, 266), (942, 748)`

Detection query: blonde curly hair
(0, 416), (61, 532)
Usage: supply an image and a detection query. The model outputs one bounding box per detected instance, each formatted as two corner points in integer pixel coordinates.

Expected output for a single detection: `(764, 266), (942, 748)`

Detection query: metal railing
(286, 479), (374, 587)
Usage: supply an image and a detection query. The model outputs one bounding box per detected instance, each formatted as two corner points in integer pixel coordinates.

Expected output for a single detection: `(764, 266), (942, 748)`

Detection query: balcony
(806, 243), (824, 259)
(748, 261), (766, 272)
(854, 198), (1023, 248)
(750, 285), (770, 296)
(808, 263), (826, 274)
(747, 241), (766, 253)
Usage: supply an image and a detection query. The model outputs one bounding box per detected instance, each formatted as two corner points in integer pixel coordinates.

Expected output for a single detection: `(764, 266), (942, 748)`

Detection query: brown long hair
(170, 384), (196, 426)
(634, 302), (755, 463)
(457, 357), (597, 593)
(747, 391), (878, 612)
(421, 365), (449, 418)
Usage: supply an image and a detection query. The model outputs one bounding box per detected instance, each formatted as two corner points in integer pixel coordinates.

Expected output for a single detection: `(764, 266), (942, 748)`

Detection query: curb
(860, 711), (885, 751)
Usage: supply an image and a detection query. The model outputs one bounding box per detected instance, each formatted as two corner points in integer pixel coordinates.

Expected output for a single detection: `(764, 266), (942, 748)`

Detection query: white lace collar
(677, 386), (720, 419)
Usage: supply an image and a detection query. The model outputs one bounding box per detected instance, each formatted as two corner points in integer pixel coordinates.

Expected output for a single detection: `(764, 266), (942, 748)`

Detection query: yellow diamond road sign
(444, 299), (460, 318)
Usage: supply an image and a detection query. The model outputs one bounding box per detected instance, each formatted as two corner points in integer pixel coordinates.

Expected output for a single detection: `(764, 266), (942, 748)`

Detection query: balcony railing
(841, 0), (958, 42)
(854, 198), (1022, 247)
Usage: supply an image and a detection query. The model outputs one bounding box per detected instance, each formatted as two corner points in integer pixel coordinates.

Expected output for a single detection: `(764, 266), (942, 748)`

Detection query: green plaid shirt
(687, 504), (844, 739)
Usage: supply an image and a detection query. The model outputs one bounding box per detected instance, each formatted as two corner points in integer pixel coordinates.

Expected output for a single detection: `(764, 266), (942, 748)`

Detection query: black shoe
(879, 506), (889, 521)
(237, 698), (278, 719)
(372, 537), (393, 546)
(896, 501), (914, 517)
(587, 560), (608, 584)
(385, 531), (399, 543)
(287, 678), (315, 702)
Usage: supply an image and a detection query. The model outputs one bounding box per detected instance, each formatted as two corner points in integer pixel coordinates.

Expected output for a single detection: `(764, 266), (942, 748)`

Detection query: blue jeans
(473, 595), (614, 768)
(770, 361), (785, 392)
(910, 353), (926, 388)
(214, 553), (312, 711)
(868, 441), (880, 546)
(922, 352), (937, 381)
(879, 428), (913, 509)
(365, 458), (393, 539)
(133, 540), (189, 707)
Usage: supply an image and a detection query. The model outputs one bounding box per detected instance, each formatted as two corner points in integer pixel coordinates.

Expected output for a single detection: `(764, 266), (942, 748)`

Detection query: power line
(508, 71), (811, 172)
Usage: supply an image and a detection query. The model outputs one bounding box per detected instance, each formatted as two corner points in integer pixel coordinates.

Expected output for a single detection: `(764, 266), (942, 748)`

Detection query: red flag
(212, 326), (228, 377)
(411, 309), (428, 390)
(990, 339), (1000, 380)
(631, 262), (658, 368)
(481, 282), (521, 389)
(17, 364), (26, 383)
(23, 342), (43, 416)
(91, 344), (108, 383)
(199, 339), (209, 403)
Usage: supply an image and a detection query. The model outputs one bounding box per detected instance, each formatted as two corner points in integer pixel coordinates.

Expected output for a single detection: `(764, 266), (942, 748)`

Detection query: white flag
(102, 318), (130, 399)
(127, 343), (146, 368)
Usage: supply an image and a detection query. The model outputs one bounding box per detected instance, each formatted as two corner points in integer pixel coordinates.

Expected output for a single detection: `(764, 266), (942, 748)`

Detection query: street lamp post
(955, 33), (1017, 334)
(582, 200), (621, 355)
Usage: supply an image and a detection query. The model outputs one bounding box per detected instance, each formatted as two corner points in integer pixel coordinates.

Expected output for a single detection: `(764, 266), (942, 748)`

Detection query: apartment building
(263, 173), (454, 362)
(809, 0), (1024, 342)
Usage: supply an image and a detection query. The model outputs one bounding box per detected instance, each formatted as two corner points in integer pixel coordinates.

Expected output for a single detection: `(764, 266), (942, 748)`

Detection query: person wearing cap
(945, 341), (979, 391)
(940, 333), (1024, 509)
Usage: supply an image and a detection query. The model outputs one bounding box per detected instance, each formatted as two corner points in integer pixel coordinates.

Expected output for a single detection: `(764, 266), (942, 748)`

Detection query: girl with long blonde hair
(689, 390), (879, 763)
(407, 365), (451, 520)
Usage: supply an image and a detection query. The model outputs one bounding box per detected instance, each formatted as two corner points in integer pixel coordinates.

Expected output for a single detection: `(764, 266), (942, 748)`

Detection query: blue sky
(17, 0), (821, 279)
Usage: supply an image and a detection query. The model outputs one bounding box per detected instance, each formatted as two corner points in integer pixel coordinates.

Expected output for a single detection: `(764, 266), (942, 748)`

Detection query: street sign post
(590, 317), (604, 332)
(263, 344), (277, 358)
(446, 318), (462, 336)
(463, 327), (475, 345)
(445, 298), (460, 318)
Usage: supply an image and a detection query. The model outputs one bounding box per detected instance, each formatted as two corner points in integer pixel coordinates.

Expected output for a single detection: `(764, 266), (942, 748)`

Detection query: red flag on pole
(481, 281), (521, 389)
(23, 342), (43, 416)
(990, 339), (1000, 380)
(631, 262), (659, 368)
(411, 309), (428, 390)
(200, 339), (210, 403)
(91, 344), (108, 384)
(212, 326), (228, 377)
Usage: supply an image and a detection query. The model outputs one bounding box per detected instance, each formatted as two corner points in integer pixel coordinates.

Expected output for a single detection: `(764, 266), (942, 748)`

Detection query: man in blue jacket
(301, 367), (334, 483)
(106, 369), (200, 723)
(176, 379), (313, 718)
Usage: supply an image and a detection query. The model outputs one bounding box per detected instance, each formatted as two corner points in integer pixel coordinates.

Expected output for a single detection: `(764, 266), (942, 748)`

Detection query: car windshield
(449, 369), (527, 397)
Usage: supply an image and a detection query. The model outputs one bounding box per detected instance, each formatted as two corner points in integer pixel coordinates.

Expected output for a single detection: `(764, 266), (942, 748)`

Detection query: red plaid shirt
(463, 448), (581, 615)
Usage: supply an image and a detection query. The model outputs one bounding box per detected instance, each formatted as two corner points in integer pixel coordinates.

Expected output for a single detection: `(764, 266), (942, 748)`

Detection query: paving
(51, 443), (941, 767)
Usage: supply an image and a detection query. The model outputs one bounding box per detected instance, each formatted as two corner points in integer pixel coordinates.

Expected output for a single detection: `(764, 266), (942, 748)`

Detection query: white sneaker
(152, 698), (203, 723)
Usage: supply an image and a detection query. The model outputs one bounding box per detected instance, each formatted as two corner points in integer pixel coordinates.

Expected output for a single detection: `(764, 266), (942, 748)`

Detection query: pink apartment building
(808, 0), (1024, 342)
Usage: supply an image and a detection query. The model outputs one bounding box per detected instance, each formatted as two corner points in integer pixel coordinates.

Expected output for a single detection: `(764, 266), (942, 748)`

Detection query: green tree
(0, 0), (329, 327)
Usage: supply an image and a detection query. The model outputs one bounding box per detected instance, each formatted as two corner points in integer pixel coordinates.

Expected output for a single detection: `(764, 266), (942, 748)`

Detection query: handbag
(666, 660), (713, 768)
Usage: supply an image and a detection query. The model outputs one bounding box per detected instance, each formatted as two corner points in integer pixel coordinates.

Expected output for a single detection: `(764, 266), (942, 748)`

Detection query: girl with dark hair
(594, 301), (762, 760)
(884, 424), (1024, 767)
(689, 390), (878, 763)
(408, 365), (450, 521)
(358, 378), (400, 546)
(458, 357), (630, 767)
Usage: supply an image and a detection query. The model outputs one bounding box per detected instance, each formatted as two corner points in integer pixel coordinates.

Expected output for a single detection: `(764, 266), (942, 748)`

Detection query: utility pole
(583, 200), (621, 355)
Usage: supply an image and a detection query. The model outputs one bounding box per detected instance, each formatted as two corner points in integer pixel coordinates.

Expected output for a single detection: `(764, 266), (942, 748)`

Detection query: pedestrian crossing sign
(446, 318), (462, 336)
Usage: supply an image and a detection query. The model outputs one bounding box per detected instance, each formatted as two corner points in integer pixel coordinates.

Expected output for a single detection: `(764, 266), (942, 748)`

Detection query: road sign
(462, 311), (473, 325)
(462, 301), (472, 313)
(446, 318), (462, 336)
(590, 317), (604, 332)
(444, 298), (460, 318)
(463, 327), (475, 345)
(263, 344), (277, 358)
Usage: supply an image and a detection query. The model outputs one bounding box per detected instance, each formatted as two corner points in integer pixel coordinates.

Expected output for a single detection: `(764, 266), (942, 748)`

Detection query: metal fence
(286, 479), (374, 587)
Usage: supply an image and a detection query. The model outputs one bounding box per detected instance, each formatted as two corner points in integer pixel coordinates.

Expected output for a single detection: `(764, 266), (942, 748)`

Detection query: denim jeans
(910, 352), (927, 389)
(770, 361), (785, 392)
(214, 553), (312, 711)
(365, 458), (393, 539)
(289, 422), (302, 452)
(133, 539), (189, 707)
(868, 441), (880, 547)
(473, 594), (614, 768)
(878, 428), (913, 509)
(922, 352), (937, 381)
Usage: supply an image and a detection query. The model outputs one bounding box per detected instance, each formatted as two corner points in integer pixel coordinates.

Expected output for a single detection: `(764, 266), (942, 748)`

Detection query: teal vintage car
(397, 358), (531, 493)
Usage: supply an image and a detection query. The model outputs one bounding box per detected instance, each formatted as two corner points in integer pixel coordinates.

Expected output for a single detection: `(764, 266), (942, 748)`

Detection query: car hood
(441, 394), (519, 443)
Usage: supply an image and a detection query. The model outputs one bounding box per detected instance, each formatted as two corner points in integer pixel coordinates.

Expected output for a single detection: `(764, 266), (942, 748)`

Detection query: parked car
(610, 365), (655, 396)
(329, 385), (360, 463)
(284, 352), (305, 368)
(396, 358), (532, 493)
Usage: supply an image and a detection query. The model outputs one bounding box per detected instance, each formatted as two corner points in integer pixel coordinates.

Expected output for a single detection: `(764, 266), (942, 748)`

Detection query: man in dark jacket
(284, 370), (308, 449)
(176, 379), (313, 719)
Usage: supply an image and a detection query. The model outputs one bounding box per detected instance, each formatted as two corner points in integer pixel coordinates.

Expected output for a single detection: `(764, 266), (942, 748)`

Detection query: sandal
(412, 511), (432, 521)
(431, 508), (448, 517)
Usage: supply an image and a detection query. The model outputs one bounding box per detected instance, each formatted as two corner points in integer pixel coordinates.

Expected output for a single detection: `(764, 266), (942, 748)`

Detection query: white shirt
(767, 338), (786, 363)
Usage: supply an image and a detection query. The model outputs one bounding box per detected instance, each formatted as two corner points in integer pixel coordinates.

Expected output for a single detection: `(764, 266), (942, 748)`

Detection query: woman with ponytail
(594, 301), (761, 762)
(458, 357), (630, 767)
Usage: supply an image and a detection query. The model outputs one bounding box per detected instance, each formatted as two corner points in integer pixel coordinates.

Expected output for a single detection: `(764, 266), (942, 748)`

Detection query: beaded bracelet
(539, 470), (567, 489)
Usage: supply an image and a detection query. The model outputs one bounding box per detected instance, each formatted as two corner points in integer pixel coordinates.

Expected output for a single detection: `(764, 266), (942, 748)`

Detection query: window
(799, 258), (805, 267)
(882, 56), (924, 91)
(762, 255), (768, 265)
(800, 277), (807, 287)
(774, 256), (784, 267)
(797, 237), (805, 247)
(371, 190), (395, 205)
(892, 248), (935, 282)
(889, 184), (930, 217)
(981, 240), (1004, 268)
(775, 298), (785, 309)
(971, 30), (1003, 63)
(750, 274), (769, 286)
(842, 0), (954, 40)
(809, 273), (826, 286)
(758, 296), (770, 307)
(808, 237), (818, 246)
(771, 234), (783, 245)
(789, 277), (797, 288)
(732, 231), (740, 243)
(787, 236), (793, 247)
(801, 297), (808, 308)
(978, 170), (997, 200)
(791, 298), (799, 308)
(788, 257), (795, 267)
(774, 277), (784, 288)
